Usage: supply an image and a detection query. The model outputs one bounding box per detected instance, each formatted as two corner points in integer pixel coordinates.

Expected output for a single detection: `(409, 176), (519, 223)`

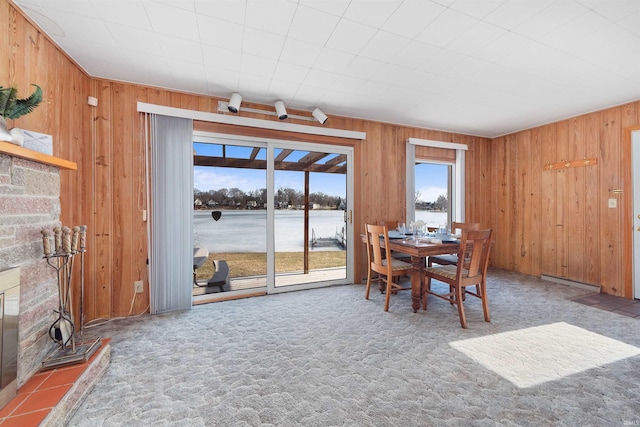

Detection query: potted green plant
(0, 84), (43, 145)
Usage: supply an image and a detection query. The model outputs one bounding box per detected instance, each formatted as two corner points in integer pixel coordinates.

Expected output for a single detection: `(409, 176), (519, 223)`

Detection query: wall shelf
(0, 141), (76, 170)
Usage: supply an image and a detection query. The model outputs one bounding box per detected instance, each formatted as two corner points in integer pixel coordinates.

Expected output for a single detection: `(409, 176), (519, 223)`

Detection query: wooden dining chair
(422, 229), (493, 328)
(378, 220), (399, 229)
(364, 223), (413, 312)
(377, 220), (412, 264)
(427, 222), (480, 267)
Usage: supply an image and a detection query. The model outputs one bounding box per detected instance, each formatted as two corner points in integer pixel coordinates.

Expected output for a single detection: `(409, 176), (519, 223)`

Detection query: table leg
(411, 256), (425, 313)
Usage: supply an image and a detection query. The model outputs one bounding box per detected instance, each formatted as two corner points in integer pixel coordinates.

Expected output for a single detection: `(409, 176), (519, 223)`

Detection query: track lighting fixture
(274, 100), (287, 120)
(227, 92), (242, 113)
(312, 108), (328, 125)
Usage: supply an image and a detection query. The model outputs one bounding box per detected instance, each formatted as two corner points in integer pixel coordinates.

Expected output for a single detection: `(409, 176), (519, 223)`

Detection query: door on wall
(632, 129), (640, 299)
(271, 144), (349, 293)
(192, 133), (353, 300)
(192, 139), (268, 299)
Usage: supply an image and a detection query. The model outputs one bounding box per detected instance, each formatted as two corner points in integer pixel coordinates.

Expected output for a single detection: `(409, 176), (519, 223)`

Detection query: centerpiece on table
(0, 83), (43, 146)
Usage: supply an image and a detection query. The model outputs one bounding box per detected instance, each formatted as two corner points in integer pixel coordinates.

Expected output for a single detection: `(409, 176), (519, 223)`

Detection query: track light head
(274, 100), (287, 120)
(228, 92), (242, 113)
(312, 108), (328, 124)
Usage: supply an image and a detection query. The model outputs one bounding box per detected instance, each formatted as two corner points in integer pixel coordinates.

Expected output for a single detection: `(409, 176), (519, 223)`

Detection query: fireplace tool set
(40, 225), (101, 370)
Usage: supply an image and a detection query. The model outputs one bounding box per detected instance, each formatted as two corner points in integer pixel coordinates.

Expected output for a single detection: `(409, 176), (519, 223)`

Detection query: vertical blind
(148, 114), (194, 313)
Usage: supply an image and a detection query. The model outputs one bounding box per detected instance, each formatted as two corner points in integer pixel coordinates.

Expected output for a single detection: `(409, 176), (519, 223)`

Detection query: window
(405, 138), (467, 228)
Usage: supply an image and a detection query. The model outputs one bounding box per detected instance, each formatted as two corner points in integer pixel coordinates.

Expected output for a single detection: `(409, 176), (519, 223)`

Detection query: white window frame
(406, 138), (467, 225)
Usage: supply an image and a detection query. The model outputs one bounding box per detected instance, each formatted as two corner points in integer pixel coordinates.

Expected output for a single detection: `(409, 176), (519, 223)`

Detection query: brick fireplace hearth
(0, 145), (110, 424)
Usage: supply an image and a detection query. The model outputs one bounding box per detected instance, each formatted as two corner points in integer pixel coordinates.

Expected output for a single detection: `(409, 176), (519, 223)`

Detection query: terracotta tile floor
(0, 339), (109, 427)
(572, 292), (640, 318)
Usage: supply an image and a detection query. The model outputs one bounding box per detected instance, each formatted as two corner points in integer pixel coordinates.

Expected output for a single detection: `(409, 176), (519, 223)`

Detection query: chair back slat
(452, 222), (480, 234)
(457, 229), (492, 278)
(366, 224), (391, 276)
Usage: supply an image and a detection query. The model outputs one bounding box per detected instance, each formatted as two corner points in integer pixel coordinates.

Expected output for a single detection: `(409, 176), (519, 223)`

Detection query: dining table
(363, 233), (460, 312)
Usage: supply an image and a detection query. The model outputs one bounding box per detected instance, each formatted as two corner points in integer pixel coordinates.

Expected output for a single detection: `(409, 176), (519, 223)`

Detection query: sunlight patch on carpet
(450, 322), (640, 388)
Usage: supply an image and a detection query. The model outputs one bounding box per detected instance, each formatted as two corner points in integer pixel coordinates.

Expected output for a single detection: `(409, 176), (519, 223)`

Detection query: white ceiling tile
(447, 56), (492, 80)
(447, 20), (504, 56)
(288, 5), (340, 46)
(238, 75), (271, 101)
(241, 28), (286, 60)
(166, 60), (208, 92)
(279, 39), (323, 68)
(325, 19), (378, 54)
(449, 0), (504, 20)
(144, 2), (200, 41)
(538, 10), (612, 53)
(26, 1), (96, 16)
(273, 62), (309, 85)
(195, 0), (246, 24)
(205, 66), (241, 93)
(298, 0), (350, 17)
(577, 0), (640, 23)
(157, 35), (204, 64)
(512, 1), (589, 40)
(198, 15), (244, 51)
(151, 1), (195, 12)
(369, 63), (408, 87)
(36, 8), (118, 46)
(106, 23), (162, 56)
(415, 8), (479, 48)
(330, 75), (367, 95)
(391, 68), (434, 92)
(472, 30), (531, 63)
(382, 0), (447, 39)
(266, 80), (300, 101)
(303, 69), (340, 89)
(616, 11), (640, 37)
(291, 85), (326, 106)
(244, 0), (297, 35)
(91, 1), (153, 31)
(422, 48), (466, 75)
(392, 41), (440, 71)
(359, 30), (412, 63)
(342, 0), (402, 28)
(483, 0), (554, 31)
(201, 44), (242, 70)
(313, 48), (355, 74)
(240, 54), (278, 79)
(342, 56), (385, 80)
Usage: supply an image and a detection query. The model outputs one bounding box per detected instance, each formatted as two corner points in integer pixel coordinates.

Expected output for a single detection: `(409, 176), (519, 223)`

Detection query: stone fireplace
(0, 149), (68, 405)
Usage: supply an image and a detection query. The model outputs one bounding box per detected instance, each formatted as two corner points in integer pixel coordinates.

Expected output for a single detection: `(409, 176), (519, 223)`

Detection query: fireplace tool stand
(41, 225), (101, 370)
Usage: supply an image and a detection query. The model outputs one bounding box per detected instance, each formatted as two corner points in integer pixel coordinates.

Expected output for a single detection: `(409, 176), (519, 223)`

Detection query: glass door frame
(193, 131), (354, 295)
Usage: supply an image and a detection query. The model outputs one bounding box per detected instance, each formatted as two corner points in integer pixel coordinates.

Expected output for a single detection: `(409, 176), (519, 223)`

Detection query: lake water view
(194, 210), (447, 252)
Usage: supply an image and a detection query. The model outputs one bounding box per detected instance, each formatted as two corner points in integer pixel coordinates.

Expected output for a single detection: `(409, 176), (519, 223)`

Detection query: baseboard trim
(540, 275), (601, 292)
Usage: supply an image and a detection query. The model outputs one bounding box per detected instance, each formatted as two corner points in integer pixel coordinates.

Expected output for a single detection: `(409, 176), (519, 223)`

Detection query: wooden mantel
(0, 141), (76, 170)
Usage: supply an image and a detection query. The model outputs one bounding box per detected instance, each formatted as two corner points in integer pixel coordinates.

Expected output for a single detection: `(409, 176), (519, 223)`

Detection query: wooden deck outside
(192, 266), (347, 301)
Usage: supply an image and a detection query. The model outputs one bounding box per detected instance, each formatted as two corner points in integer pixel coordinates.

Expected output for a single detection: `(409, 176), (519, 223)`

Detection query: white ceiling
(12, 0), (640, 138)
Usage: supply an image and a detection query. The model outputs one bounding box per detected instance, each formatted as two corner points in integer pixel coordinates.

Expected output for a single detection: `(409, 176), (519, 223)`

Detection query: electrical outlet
(134, 280), (144, 293)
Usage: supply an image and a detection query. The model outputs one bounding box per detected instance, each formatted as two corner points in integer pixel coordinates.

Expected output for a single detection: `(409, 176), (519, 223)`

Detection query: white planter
(0, 117), (11, 142)
(9, 128), (24, 146)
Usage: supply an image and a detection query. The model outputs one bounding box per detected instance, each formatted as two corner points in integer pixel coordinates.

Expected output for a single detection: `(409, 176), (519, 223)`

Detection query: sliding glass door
(271, 144), (349, 292)
(192, 132), (352, 299)
(192, 140), (268, 299)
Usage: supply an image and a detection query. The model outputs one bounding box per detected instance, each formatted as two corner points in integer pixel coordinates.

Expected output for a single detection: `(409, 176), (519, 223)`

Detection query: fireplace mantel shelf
(0, 141), (77, 170)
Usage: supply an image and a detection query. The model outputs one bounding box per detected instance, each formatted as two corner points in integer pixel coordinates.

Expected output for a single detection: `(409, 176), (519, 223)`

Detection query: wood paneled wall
(490, 102), (639, 297)
(4, 0), (639, 323)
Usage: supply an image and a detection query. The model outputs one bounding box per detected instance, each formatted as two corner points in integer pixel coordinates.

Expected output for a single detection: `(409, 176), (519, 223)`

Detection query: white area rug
(451, 322), (640, 388)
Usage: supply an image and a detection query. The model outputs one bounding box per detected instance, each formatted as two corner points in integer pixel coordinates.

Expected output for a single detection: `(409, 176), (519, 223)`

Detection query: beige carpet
(68, 269), (640, 426)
